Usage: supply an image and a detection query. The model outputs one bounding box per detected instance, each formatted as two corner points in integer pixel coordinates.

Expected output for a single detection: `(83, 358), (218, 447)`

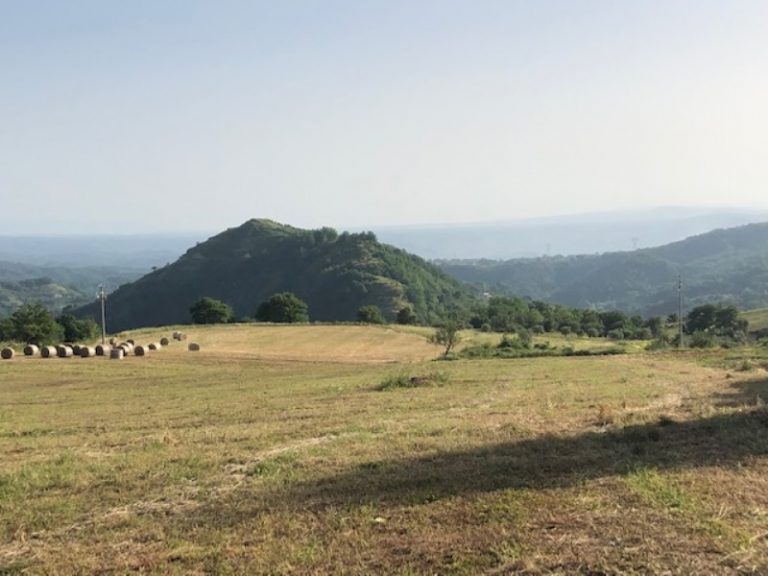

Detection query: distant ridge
(440, 222), (768, 315)
(75, 219), (472, 332)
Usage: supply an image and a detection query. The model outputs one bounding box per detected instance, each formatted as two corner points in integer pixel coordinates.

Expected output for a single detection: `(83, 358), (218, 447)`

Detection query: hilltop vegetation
(441, 222), (768, 315)
(76, 220), (473, 332)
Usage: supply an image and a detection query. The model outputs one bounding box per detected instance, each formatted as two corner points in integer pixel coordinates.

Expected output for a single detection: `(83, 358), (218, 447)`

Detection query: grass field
(1, 324), (767, 574)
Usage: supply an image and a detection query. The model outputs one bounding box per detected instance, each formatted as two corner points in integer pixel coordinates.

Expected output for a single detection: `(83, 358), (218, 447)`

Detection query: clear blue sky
(2, 1), (768, 233)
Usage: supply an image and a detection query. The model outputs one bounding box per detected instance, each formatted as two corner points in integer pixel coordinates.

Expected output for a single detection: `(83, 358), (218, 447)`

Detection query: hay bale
(148, 342), (161, 350)
(109, 337), (117, 346)
(118, 342), (134, 353)
(160, 337), (170, 346)
(95, 344), (111, 356)
(1, 347), (14, 360)
(72, 344), (82, 355)
(56, 345), (73, 358)
(109, 348), (124, 360)
(126, 339), (135, 345)
(172, 331), (180, 339)
(41, 346), (57, 358)
(134, 345), (148, 356)
(79, 346), (96, 358)
(188, 342), (200, 351)
(23, 344), (39, 356)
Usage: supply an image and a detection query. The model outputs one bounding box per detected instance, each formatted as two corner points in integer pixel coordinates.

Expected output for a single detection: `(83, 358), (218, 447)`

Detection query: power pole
(677, 275), (684, 348)
(97, 284), (107, 345)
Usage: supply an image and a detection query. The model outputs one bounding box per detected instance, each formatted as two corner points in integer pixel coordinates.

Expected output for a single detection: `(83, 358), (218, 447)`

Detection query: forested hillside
(75, 219), (473, 331)
(440, 222), (768, 315)
(0, 261), (144, 317)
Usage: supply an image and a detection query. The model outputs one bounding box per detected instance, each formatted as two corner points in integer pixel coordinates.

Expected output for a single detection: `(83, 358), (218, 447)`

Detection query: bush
(190, 297), (234, 324)
(357, 305), (385, 324)
(396, 306), (417, 325)
(256, 292), (309, 323)
(689, 331), (715, 348)
(376, 371), (449, 391)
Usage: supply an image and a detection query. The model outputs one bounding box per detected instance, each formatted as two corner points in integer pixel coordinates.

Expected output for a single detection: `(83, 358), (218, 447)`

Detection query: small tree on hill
(429, 320), (462, 358)
(190, 297), (234, 324)
(397, 306), (417, 325)
(256, 292), (309, 323)
(357, 305), (385, 324)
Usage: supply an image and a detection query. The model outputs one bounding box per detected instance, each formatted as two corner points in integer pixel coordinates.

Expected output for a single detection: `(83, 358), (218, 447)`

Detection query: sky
(2, 0), (768, 234)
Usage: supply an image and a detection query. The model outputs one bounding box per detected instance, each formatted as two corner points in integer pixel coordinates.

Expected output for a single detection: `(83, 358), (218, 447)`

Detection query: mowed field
(1, 325), (767, 575)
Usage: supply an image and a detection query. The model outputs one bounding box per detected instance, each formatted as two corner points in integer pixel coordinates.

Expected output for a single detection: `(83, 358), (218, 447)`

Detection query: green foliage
(396, 306), (417, 325)
(73, 219), (473, 331)
(256, 292), (310, 323)
(190, 297), (234, 324)
(685, 303), (747, 337)
(57, 314), (98, 342)
(468, 295), (657, 340)
(357, 305), (385, 324)
(5, 303), (64, 345)
(428, 321), (462, 358)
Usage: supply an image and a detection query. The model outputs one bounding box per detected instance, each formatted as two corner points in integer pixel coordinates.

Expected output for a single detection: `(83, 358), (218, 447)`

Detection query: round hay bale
(23, 344), (39, 356)
(126, 339), (135, 345)
(95, 344), (111, 356)
(79, 346), (96, 358)
(1, 347), (15, 360)
(134, 345), (148, 356)
(72, 344), (82, 355)
(109, 337), (117, 346)
(172, 331), (180, 339)
(119, 342), (134, 353)
(56, 345), (73, 358)
(160, 337), (170, 346)
(109, 348), (124, 360)
(180, 333), (188, 341)
(188, 342), (200, 351)
(41, 346), (57, 358)
(148, 342), (161, 350)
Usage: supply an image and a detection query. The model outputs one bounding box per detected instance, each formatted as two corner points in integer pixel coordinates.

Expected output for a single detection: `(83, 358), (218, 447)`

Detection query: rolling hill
(440, 222), (768, 315)
(75, 219), (473, 332)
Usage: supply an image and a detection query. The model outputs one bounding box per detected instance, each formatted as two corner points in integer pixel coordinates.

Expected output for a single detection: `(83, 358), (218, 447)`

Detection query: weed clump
(376, 371), (449, 391)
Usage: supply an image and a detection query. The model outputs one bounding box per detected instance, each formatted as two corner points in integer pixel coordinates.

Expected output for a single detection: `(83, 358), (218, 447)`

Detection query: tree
(429, 321), (462, 358)
(189, 297), (234, 324)
(57, 314), (98, 342)
(357, 305), (385, 324)
(9, 303), (64, 345)
(256, 292), (309, 323)
(397, 306), (417, 325)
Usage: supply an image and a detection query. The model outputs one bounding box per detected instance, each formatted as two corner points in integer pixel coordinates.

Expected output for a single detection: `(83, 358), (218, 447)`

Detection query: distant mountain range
(75, 219), (472, 332)
(440, 222), (768, 315)
(370, 206), (768, 259)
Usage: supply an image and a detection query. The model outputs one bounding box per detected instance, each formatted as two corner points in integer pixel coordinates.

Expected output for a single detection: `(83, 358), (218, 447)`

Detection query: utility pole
(677, 275), (684, 348)
(97, 284), (107, 345)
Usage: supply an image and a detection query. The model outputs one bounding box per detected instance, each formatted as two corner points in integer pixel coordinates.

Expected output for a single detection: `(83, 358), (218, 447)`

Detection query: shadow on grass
(714, 377), (768, 408)
(279, 409), (768, 509)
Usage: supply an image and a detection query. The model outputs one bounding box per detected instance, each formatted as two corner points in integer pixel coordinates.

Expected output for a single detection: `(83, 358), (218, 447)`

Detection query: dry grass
(0, 324), (766, 574)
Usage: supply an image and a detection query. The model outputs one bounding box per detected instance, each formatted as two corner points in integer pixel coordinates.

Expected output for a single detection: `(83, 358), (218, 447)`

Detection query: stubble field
(1, 324), (767, 574)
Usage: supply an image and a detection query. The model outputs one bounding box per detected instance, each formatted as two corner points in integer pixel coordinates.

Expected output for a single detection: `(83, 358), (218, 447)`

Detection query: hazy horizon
(3, 2), (768, 234)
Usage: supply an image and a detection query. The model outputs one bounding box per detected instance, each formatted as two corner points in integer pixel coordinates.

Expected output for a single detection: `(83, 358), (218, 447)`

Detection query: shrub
(357, 305), (385, 324)
(190, 297), (234, 324)
(256, 292), (309, 323)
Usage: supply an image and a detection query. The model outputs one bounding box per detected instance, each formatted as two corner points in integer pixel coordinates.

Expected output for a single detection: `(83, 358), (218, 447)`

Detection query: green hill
(75, 219), (473, 332)
(0, 277), (89, 318)
(440, 222), (768, 315)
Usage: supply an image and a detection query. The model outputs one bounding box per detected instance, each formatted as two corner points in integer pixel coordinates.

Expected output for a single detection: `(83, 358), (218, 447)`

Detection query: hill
(370, 206), (768, 259)
(76, 219), (473, 331)
(440, 222), (768, 315)
(0, 260), (145, 317)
